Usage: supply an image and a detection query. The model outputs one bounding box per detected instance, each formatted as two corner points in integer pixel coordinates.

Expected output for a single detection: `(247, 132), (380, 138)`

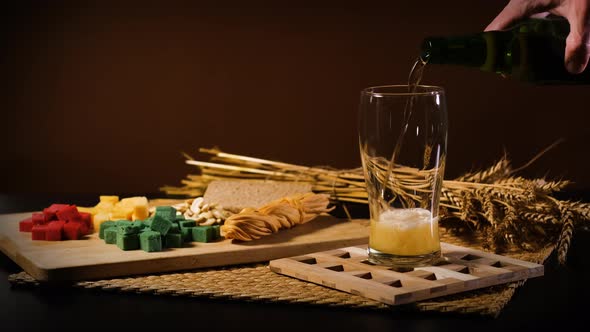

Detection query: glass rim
(361, 85), (445, 97)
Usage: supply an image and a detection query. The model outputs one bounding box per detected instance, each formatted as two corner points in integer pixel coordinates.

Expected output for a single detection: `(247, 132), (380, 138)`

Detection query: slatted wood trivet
(269, 242), (544, 306)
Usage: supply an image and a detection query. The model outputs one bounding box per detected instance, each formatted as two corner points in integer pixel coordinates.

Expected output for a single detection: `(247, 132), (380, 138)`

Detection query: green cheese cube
(118, 220), (143, 235)
(192, 226), (214, 243)
(180, 220), (196, 228)
(116, 233), (139, 251)
(175, 216), (186, 222)
(150, 215), (172, 236)
(168, 223), (180, 234)
(132, 220), (147, 230)
(99, 221), (117, 239)
(104, 228), (118, 244)
(140, 231), (162, 252)
(164, 233), (183, 248)
(116, 220), (133, 226)
(180, 226), (193, 242)
(144, 218), (153, 228)
(155, 206), (177, 222)
(211, 225), (221, 240)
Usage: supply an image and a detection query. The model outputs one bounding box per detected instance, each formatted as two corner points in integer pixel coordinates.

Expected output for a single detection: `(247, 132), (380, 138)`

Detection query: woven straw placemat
(7, 228), (553, 318)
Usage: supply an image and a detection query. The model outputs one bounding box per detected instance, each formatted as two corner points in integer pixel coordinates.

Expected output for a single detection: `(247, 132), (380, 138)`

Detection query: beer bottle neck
(420, 35), (488, 67)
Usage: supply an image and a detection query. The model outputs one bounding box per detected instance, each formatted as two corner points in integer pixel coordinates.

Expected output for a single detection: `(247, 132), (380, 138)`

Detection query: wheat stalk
(557, 202), (575, 265)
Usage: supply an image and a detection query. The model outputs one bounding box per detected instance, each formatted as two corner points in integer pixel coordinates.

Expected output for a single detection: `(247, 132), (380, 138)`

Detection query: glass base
(367, 247), (441, 269)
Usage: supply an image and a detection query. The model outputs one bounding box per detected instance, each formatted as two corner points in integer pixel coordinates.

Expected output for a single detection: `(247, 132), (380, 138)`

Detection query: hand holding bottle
(486, 0), (590, 74)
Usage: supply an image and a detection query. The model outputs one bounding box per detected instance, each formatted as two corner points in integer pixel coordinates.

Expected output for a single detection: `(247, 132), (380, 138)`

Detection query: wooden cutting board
(0, 212), (369, 282)
(269, 243), (544, 306)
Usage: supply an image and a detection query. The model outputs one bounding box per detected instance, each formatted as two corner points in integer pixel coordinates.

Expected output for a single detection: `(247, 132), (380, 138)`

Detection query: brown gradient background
(1, 0), (588, 195)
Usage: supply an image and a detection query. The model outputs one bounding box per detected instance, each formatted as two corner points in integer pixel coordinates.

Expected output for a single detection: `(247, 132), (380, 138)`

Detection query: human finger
(485, 0), (554, 31)
(563, 1), (590, 73)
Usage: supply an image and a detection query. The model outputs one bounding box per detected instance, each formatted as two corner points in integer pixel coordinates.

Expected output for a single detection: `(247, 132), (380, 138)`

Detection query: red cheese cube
(56, 205), (80, 223)
(79, 212), (93, 231)
(43, 209), (56, 221)
(79, 221), (89, 235)
(32, 212), (47, 225)
(31, 225), (48, 240)
(63, 222), (82, 240)
(43, 204), (69, 221)
(19, 218), (34, 232)
(46, 221), (65, 241)
(68, 218), (89, 235)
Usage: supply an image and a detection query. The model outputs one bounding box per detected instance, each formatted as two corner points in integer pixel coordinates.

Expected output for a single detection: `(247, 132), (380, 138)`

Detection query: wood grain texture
(0, 212), (369, 282)
(269, 243), (544, 306)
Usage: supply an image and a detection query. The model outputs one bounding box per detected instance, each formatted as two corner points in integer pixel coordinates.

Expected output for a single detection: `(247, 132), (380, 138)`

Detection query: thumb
(564, 21), (590, 74)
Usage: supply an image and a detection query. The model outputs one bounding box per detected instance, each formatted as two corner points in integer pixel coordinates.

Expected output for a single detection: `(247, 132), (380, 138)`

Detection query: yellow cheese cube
(132, 204), (150, 221)
(93, 212), (111, 232)
(95, 201), (115, 213)
(77, 206), (96, 214)
(118, 196), (148, 208)
(110, 209), (133, 220)
(100, 195), (119, 204)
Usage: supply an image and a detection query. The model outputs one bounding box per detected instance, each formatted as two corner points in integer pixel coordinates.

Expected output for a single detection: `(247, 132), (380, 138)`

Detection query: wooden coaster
(269, 242), (544, 306)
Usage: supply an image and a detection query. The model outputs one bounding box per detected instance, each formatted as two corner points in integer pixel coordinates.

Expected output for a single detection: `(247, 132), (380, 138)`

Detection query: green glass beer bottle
(420, 17), (590, 84)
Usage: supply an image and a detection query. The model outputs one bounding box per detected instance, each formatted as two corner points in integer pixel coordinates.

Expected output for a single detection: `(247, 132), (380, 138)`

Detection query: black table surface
(1, 193), (588, 332)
